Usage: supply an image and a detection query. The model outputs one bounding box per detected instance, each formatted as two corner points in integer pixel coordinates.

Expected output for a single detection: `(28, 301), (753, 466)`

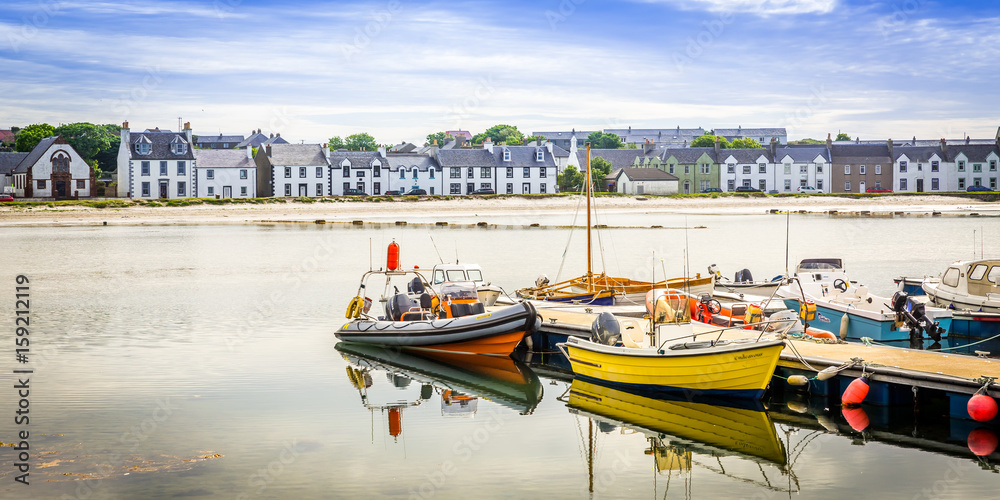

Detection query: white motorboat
(923, 259), (1000, 313)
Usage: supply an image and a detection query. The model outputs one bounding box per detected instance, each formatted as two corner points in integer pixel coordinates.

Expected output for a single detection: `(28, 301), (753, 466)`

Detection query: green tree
(15, 123), (55, 152)
(730, 138), (762, 149)
(788, 138), (825, 145)
(425, 131), (453, 146)
(472, 124), (525, 145)
(344, 132), (379, 151)
(328, 136), (345, 150)
(589, 156), (613, 181)
(84, 124), (122, 175)
(689, 134), (731, 148)
(835, 132), (851, 141)
(557, 165), (584, 192)
(586, 131), (623, 149)
(54, 122), (117, 162)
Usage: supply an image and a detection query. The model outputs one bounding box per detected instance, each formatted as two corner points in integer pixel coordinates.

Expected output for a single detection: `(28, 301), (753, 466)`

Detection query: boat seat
(620, 318), (649, 348)
(449, 302), (486, 318)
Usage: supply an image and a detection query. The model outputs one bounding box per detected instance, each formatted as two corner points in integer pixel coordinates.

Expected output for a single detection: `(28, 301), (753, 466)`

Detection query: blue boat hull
(783, 299), (952, 343)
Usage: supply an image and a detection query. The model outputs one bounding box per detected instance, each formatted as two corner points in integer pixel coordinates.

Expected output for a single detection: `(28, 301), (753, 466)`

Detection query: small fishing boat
(430, 262), (503, 306)
(710, 264), (784, 296)
(778, 258), (951, 343)
(557, 292), (785, 399)
(922, 259), (1000, 314)
(335, 242), (540, 356)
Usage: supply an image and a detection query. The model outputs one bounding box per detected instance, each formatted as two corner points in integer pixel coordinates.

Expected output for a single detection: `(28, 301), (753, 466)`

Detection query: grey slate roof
(196, 134), (244, 146)
(237, 132), (268, 148)
(386, 155), (439, 172)
(613, 167), (678, 181)
(605, 127), (705, 145)
(830, 144), (891, 162)
(15, 136), (59, 173)
(949, 144), (1000, 162)
(719, 148), (771, 163)
(437, 149), (496, 168)
(128, 131), (195, 161)
(550, 144), (570, 158)
(0, 152), (29, 175)
(577, 149), (645, 171)
(269, 144), (327, 166)
(328, 151), (383, 168)
(263, 134), (289, 146)
(492, 146), (556, 168)
(774, 147), (829, 162)
(532, 130), (593, 141)
(716, 127), (787, 138)
(661, 147), (718, 164)
(194, 149), (254, 169)
(893, 146), (945, 162)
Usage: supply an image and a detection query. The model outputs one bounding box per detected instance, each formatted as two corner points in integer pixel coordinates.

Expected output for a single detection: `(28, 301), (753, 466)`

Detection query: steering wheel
(833, 279), (848, 292)
(705, 299), (722, 315)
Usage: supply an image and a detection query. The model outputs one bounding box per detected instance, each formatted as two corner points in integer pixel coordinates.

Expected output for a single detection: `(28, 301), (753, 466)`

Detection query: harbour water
(1, 211), (999, 499)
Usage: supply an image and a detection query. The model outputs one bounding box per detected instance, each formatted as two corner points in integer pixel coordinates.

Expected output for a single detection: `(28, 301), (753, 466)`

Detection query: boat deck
(527, 305), (1000, 398)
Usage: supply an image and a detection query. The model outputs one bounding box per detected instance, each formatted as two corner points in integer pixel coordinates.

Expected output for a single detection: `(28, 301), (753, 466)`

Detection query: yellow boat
(557, 293), (784, 399)
(567, 379), (786, 465)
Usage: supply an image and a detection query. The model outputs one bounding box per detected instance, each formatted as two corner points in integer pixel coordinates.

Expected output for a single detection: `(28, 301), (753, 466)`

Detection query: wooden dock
(532, 305), (1000, 398)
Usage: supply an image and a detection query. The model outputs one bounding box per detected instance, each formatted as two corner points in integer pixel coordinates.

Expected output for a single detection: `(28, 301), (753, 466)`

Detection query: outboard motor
(890, 291), (943, 342)
(590, 312), (622, 346)
(735, 269), (753, 283)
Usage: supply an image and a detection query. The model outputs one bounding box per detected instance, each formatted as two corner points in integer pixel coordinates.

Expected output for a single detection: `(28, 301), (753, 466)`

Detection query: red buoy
(968, 394), (998, 422)
(842, 376), (869, 406)
(387, 240), (400, 271)
(388, 407), (402, 437)
(842, 406), (870, 432)
(967, 428), (999, 456)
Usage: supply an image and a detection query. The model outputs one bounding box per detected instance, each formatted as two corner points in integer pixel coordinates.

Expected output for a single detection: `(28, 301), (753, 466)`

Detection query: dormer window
(536, 149), (544, 162)
(135, 136), (152, 155)
(503, 149), (510, 162)
(170, 136), (188, 155)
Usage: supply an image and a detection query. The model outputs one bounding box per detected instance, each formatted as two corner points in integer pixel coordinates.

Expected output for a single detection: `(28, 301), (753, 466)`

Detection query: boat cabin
(384, 278), (485, 322)
(431, 264), (485, 285)
(942, 260), (1000, 296)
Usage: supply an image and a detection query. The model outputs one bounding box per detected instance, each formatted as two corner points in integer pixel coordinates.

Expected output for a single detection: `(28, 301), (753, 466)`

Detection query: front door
(916, 178), (924, 193)
(55, 180), (67, 198)
(159, 181), (168, 198)
(858, 181), (866, 193)
(223, 186), (232, 198)
(299, 184), (307, 196)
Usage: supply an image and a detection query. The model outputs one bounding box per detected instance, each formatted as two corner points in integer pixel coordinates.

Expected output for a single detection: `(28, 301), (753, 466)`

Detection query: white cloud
(636, 0), (837, 15)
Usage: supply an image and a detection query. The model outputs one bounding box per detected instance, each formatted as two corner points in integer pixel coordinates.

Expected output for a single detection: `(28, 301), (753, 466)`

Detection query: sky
(1, 0), (998, 145)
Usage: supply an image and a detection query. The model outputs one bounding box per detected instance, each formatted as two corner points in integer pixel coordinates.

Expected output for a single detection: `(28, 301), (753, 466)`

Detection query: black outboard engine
(591, 312), (622, 346)
(735, 269), (753, 283)
(890, 291), (943, 342)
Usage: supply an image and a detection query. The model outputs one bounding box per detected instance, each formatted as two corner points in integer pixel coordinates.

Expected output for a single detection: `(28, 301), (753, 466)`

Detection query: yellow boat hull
(561, 338), (784, 399)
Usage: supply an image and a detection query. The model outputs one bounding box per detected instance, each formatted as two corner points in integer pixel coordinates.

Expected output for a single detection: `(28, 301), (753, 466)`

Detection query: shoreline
(0, 194), (996, 227)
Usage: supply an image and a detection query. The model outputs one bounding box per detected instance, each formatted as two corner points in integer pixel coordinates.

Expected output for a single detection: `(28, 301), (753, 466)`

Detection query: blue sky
(1, 0), (998, 144)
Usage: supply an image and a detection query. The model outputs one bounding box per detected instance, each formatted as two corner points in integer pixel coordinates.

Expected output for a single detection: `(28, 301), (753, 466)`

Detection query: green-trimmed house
(660, 147), (719, 194)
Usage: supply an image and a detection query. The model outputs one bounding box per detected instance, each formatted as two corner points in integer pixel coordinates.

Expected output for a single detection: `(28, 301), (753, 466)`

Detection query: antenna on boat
(429, 235), (445, 264)
(784, 210), (790, 276)
(369, 238), (373, 271)
(973, 229), (977, 259)
(585, 141), (593, 292)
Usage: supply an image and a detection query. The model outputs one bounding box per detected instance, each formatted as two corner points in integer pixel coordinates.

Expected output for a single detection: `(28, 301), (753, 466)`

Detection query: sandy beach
(0, 194), (996, 226)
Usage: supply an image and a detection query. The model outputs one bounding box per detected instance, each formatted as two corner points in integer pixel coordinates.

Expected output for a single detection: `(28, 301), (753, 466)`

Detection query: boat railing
(655, 319), (793, 353)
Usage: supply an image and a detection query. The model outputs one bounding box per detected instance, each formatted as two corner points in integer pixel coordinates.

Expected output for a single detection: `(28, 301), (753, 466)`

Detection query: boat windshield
(446, 270), (467, 282)
(440, 282), (478, 300)
(467, 269), (483, 282)
(797, 258), (843, 271)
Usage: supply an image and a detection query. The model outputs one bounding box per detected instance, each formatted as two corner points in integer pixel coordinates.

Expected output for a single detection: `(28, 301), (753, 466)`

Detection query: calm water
(1, 212), (999, 499)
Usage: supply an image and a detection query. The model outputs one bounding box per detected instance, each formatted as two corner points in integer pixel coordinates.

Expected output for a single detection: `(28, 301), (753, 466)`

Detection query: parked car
(0, 194), (14, 202)
(383, 190), (401, 195)
(700, 187), (723, 193)
(734, 186), (761, 193)
(797, 186), (821, 193)
(865, 187), (893, 193)
(967, 185), (993, 192)
(406, 188), (427, 195)
(471, 188), (495, 195)
(342, 189), (368, 196)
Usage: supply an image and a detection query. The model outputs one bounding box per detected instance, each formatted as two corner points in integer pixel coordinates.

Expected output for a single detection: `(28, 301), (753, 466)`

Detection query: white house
(892, 145), (948, 193)
(385, 154), (442, 194)
(485, 140), (557, 195)
(1, 136), (92, 198)
(267, 144), (329, 197)
(950, 144), (1000, 191)
(117, 122), (196, 198)
(436, 148), (497, 195)
(772, 146), (831, 192)
(194, 148), (256, 198)
(607, 167), (678, 195)
(720, 149), (773, 192)
(328, 149), (388, 195)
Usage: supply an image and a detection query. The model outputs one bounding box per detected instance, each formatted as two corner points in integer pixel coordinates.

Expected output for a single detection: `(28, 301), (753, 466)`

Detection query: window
(160, 161), (168, 176)
(241, 186), (247, 196)
(931, 178), (939, 190)
(959, 178), (966, 189)
(970, 264), (988, 281)
(522, 183), (530, 194)
(136, 141), (151, 155)
(727, 164), (735, 174)
(177, 181), (186, 197)
(784, 165), (791, 175)
(816, 179), (824, 190)
(480, 183), (491, 190)
(481, 167), (490, 178)
(36, 179), (46, 189)
(816, 164), (823, 173)
(684, 165), (690, 174)
(844, 165), (851, 175)
(899, 161), (907, 173)
(399, 169), (405, 179)
(467, 167), (474, 178)
(208, 186), (215, 196)
(523, 167), (530, 178)
(506, 183), (513, 194)
(759, 163), (766, 174)
(450, 167), (460, 178)
(669, 164), (675, 174)
(285, 184), (292, 196)
(142, 182), (150, 197)
(206, 169), (215, 180)
(932, 161), (939, 172)
(343, 165), (350, 177)
(701, 163), (710, 174)
(899, 178), (907, 191)
(373, 182), (380, 195)
(759, 179), (766, 191)
(141, 161), (150, 176)
(177, 161), (186, 176)
(171, 140), (187, 155)
(450, 183), (461, 194)
(536, 150), (544, 161)
(988, 266), (1000, 285)
(727, 179), (736, 191)
(800, 165), (807, 174)
(317, 183), (324, 195)
(800, 178), (808, 187)
(859, 165), (866, 175)
(875, 181), (881, 188)
(284, 167), (291, 178)
(784, 179), (791, 190)
(373, 165), (380, 177)
(958, 160), (966, 172)
(700, 180), (710, 191)
(356, 170), (365, 177)
(540, 168), (547, 178)
(992, 178), (998, 190)
(428, 168), (435, 179)
(845, 181), (851, 191)
(240, 169), (247, 179)
(742, 165), (750, 174)
(942, 267), (960, 287)
(973, 163), (983, 173)
(540, 184), (546, 193)
(503, 149), (510, 161)
(742, 179), (751, 188)
(412, 168), (418, 179)
(917, 163), (923, 171)
(506, 167), (513, 178)
(76, 180), (85, 189)
(299, 167), (306, 178)
(991, 160), (997, 171)
(316, 167), (323, 178)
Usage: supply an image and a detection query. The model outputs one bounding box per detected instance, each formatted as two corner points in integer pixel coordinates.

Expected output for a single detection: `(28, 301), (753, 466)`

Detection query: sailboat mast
(586, 141), (593, 291)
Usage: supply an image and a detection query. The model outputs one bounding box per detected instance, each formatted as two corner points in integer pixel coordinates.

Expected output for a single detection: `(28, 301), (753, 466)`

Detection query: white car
(797, 186), (821, 193)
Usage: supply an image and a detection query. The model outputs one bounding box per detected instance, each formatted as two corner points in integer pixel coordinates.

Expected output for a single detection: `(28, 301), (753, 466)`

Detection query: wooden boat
(566, 379), (786, 465)
(557, 292), (785, 399)
(922, 259), (1000, 314)
(336, 244), (540, 356)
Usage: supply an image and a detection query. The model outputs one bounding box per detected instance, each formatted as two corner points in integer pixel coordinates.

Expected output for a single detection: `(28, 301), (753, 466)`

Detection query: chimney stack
(887, 138), (894, 160)
(940, 138), (947, 156)
(713, 135), (721, 157)
(826, 133), (832, 150)
(770, 137), (777, 159)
